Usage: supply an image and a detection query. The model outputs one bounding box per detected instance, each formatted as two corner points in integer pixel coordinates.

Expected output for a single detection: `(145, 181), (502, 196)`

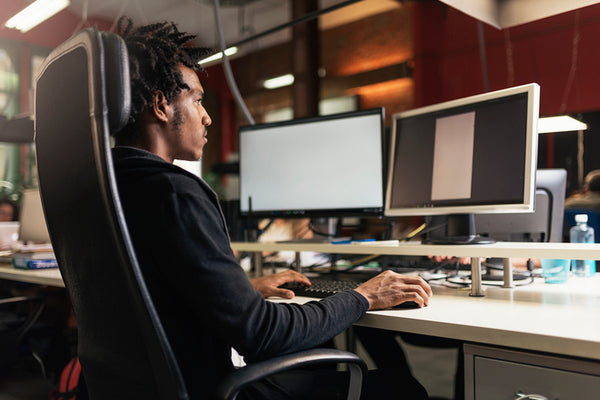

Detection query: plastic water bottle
(570, 214), (596, 277)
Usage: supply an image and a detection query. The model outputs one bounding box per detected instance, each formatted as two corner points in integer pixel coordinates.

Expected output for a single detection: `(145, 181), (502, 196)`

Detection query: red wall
(412, 2), (600, 116)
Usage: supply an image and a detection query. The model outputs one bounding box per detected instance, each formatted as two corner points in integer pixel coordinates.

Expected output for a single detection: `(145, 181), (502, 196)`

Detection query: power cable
(213, 0), (255, 125)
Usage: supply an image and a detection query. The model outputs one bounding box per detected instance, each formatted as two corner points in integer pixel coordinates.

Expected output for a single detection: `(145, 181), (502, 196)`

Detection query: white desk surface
(0, 263), (64, 287)
(272, 275), (600, 362)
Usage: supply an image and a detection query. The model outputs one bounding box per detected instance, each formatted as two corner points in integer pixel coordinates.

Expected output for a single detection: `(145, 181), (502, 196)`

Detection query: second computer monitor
(239, 108), (385, 218)
(385, 83), (540, 244)
(19, 188), (51, 244)
(475, 169), (567, 242)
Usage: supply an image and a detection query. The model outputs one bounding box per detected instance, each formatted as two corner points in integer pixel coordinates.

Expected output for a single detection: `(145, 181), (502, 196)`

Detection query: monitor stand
(422, 214), (496, 245)
(311, 217), (340, 242)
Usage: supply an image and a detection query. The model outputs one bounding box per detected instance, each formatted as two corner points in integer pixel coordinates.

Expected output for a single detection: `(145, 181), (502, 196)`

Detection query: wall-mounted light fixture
(538, 115), (588, 134)
(5, 0), (70, 33)
(538, 115), (589, 187)
(198, 47), (238, 65)
(263, 74), (295, 90)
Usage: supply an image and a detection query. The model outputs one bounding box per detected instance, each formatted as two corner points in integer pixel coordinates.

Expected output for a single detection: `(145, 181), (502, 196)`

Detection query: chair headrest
(34, 28), (131, 137)
(101, 31), (131, 134)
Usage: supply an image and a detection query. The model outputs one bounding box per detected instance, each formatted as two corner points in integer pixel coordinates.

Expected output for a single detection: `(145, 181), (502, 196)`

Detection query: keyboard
(280, 275), (366, 298)
(381, 256), (471, 273)
(280, 274), (422, 308)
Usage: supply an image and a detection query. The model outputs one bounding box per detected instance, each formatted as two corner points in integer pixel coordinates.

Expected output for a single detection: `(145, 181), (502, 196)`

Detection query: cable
(477, 21), (490, 92)
(213, 0), (255, 125)
(255, 219), (274, 240)
(443, 270), (535, 288)
(559, 10), (580, 114)
(396, 221), (447, 242)
(213, 0), (363, 126)
(342, 254), (381, 271)
(229, 0), (363, 49)
(402, 223), (426, 241)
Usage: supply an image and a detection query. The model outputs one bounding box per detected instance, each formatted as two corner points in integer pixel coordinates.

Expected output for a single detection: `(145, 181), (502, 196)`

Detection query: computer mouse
(392, 301), (420, 309)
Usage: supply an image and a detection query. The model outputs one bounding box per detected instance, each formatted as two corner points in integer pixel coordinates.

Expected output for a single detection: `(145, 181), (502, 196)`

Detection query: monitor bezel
(385, 83), (540, 217)
(239, 107), (386, 219)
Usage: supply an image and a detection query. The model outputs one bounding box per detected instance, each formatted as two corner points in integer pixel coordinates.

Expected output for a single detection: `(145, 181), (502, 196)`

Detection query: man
(112, 18), (432, 399)
(565, 169), (600, 215)
(0, 197), (18, 222)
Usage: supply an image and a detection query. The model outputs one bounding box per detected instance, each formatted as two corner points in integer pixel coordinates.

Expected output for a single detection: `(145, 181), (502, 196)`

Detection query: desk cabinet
(465, 344), (600, 400)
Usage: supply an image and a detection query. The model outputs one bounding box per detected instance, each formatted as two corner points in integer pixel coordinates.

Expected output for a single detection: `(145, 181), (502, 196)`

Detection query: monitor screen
(385, 83), (540, 243)
(239, 108), (385, 218)
(19, 188), (51, 244)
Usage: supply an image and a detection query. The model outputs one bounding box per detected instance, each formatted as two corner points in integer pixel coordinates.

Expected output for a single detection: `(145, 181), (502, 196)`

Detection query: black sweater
(112, 146), (369, 398)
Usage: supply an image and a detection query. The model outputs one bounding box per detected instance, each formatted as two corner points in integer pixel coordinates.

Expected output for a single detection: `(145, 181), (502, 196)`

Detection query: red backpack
(49, 356), (87, 400)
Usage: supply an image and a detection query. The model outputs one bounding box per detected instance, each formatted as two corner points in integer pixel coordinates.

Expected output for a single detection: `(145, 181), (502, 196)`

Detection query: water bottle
(570, 214), (596, 277)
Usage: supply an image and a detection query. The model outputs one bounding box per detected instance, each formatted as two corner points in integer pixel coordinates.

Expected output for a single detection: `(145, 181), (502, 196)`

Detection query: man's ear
(151, 91), (169, 123)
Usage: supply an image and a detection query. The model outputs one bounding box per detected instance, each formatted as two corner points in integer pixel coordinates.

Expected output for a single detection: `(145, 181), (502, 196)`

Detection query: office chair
(34, 28), (365, 400)
(0, 295), (45, 371)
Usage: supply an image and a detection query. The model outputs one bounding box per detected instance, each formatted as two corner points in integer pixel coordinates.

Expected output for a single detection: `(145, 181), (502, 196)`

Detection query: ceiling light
(263, 74), (295, 90)
(439, 0), (599, 29)
(5, 0), (70, 33)
(198, 47), (238, 65)
(538, 116), (588, 134)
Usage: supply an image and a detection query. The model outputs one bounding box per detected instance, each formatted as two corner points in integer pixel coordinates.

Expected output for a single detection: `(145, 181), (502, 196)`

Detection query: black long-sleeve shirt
(112, 146), (369, 398)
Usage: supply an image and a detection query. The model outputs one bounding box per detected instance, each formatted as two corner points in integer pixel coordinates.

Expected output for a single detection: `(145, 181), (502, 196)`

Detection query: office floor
(0, 336), (459, 400)
(0, 358), (54, 400)
(351, 333), (459, 400)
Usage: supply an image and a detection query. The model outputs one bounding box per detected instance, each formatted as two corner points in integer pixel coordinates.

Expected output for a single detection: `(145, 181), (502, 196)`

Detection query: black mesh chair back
(34, 28), (188, 399)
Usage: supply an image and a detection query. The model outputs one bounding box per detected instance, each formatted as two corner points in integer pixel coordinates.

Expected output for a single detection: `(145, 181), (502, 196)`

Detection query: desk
(239, 240), (600, 358)
(271, 276), (600, 361)
(0, 263), (64, 287)
(4, 243), (600, 397)
(239, 240), (600, 398)
(273, 275), (600, 399)
(2, 242), (599, 360)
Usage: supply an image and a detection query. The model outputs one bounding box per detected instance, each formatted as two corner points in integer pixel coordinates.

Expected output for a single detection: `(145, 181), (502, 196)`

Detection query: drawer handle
(515, 392), (550, 400)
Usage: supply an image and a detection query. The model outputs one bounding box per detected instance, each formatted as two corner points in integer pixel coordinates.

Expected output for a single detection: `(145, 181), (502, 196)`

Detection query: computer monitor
(19, 188), (51, 244)
(475, 169), (567, 242)
(239, 108), (385, 219)
(385, 83), (540, 244)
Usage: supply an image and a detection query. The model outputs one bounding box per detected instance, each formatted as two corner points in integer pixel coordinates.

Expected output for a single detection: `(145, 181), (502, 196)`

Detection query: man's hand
(354, 270), (432, 310)
(250, 270), (311, 299)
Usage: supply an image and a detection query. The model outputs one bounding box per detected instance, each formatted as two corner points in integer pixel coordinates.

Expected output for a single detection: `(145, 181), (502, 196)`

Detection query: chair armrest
(214, 348), (366, 400)
(0, 296), (42, 306)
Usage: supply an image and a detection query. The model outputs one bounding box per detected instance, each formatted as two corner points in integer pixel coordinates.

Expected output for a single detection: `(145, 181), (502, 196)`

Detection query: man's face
(166, 64), (212, 161)
(0, 203), (14, 222)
